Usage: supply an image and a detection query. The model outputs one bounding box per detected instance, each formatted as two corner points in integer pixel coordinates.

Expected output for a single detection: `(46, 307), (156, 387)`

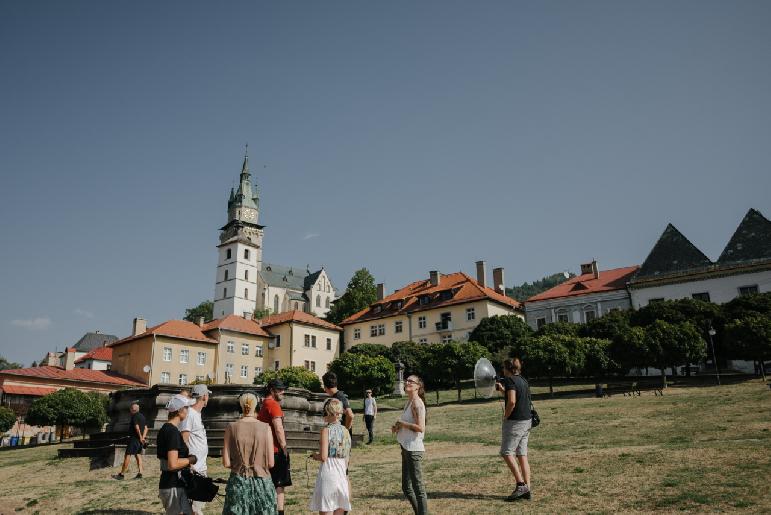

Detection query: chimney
(475, 261), (487, 287)
(492, 267), (505, 295)
(592, 260), (599, 279)
(376, 283), (385, 301)
(580, 262), (593, 275)
(63, 347), (77, 371)
(198, 316), (206, 326)
(429, 271), (440, 287)
(132, 317), (147, 336)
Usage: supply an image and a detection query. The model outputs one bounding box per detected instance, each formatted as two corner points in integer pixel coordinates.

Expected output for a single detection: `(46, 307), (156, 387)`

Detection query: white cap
(191, 384), (212, 397)
(166, 394), (195, 412)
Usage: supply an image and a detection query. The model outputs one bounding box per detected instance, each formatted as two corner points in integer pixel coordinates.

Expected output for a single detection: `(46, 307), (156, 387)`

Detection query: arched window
(244, 270), (249, 281)
(244, 288), (249, 300)
(316, 295), (321, 307)
(274, 295), (279, 314)
(325, 297), (330, 308)
(224, 269), (229, 281)
(556, 308), (569, 323)
(294, 302), (299, 310)
(226, 248), (232, 260)
(224, 287), (228, 299)
(583, 304), (596, 322)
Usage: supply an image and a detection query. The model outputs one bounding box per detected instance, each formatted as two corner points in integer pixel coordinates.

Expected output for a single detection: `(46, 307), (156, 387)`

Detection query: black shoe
(112, 473), (125, 480)
(504, 485), (531, 501)
(134, 473), (143, 479)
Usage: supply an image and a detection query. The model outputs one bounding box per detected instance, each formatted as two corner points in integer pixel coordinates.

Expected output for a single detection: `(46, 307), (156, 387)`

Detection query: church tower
(213, 148), (264, 318)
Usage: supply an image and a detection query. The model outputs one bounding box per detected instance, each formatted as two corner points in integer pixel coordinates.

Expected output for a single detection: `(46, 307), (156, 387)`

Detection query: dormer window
(373, 305), (382, 314)
(419, 295), (430, 306)
(440, 290), (453, 301)
(394, 300), (403, 310)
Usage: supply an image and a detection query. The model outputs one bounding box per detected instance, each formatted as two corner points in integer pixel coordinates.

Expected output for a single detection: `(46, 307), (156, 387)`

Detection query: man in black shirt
(114, 401), (148, 480)
(322, 372), (353, 433)
(496, 358), (533, 501)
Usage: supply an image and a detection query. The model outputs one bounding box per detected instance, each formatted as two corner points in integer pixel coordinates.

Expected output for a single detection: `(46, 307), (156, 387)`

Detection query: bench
(603, 382), (640, 397)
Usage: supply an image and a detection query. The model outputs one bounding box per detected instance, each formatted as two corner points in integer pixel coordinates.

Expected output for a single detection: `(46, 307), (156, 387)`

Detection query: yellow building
(341, 265), (522, 348)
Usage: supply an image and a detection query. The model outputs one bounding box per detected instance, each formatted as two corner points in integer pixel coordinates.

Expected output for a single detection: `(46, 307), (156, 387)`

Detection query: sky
(1, 1), (770, 366)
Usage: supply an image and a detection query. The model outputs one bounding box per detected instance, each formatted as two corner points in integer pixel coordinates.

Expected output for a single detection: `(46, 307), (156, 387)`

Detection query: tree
(347, 343), (392, 359)
(0, 355), (22, 370)
(0, 406), (16, 433)
(505, 272), (575, 302)
(183, 300), (214, 323)
(536, 321), (580, 337)
(253, 308), (272, 320)
(469, 315), (533, 354)
(580, 310), (631, 340)
(578, 337), (616, 396)
(390, 341), (430, 378)
(608, 326), (648, 375)
(427, 342), (488, 402)
(722, 292), (771, 320)
(644, 320), (706, 388)
(724, 314), (771, 380)
(328, 353), (395, 396)
(324, 268), (377, 325)
(255, 366), (323, 392)
(523, 334), (586, 396)
(25, 388), (107, 439)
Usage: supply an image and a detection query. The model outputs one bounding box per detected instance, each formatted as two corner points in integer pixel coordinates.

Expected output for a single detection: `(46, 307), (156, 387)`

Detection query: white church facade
(213, 150), (336, 319)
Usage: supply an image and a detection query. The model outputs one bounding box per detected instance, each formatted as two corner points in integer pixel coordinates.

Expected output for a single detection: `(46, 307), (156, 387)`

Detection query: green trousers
(401, 446), (429, 515)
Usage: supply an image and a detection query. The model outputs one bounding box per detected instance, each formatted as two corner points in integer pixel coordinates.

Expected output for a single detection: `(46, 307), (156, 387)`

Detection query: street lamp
(708, 326), (720, 386)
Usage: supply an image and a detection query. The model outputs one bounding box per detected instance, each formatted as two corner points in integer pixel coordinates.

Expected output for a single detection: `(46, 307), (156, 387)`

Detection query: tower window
(244, 270), (249, 281)
(325, 298), (330, 308)
(244, 288), (249, 300)
(224, 287), (228, 299)
(274, 295), (279, 314)
(224, 269), (229, 281)
(226, 248), (232, 260)
(244, 249), (250, 260)
(316, 295), (321, 307)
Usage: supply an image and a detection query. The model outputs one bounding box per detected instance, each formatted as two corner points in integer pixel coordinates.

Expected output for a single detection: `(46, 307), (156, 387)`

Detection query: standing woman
(498, 357), (532, 501)
(221, 392), (277, 515)
(157, 394), (197, 515)
(391, 375), (429, 515)
(309, 398), (352, 515)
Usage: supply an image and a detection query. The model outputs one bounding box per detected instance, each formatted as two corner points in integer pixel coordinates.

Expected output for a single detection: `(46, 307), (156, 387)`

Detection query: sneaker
(112, 473), (125, 481)
(504, 484), (531, 501)
(134, 473), (143, 479)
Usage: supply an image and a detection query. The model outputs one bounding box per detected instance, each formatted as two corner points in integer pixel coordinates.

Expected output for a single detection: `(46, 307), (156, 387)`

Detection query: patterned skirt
(222, 472), (277, 515)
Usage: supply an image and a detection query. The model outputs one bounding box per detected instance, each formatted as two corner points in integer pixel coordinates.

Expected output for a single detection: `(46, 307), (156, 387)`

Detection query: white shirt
(364, 397), (377, 416)
(396, 400), (425, 452)
(179, 406), (208, 473)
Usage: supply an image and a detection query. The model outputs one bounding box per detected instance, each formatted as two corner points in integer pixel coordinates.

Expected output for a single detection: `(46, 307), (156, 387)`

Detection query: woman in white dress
(310, 397), (352, 515)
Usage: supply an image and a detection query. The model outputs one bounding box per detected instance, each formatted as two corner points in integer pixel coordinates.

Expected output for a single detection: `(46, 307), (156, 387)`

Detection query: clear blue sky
(1, 1), (770, 366)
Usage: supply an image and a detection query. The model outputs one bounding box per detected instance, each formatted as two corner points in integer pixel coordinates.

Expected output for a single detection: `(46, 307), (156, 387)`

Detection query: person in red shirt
(258, 379), (291, 515)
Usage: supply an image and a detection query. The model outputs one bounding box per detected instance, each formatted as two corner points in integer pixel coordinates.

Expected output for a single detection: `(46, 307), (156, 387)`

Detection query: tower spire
(241, 143), (249, 176)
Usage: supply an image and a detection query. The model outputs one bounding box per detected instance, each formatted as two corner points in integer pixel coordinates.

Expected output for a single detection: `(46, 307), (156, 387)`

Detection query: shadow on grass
(368, 492), (509, 501)
(76, 511), (155, 515)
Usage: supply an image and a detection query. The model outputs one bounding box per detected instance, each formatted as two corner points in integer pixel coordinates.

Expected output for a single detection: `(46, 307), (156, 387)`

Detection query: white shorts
(500, 419), (531, 456)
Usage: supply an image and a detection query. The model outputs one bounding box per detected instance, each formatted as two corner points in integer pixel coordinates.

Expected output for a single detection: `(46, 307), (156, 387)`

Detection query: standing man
(180, 384), (211, 515)
(322, 372), (354, 434)
(113, 401), (147, 480)
(496, 357), (533, 502)
(258, 379), (292, 515)
(363, 389), (378, 444)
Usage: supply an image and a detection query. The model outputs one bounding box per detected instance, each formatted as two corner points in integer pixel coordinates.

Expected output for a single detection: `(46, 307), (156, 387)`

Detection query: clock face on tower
(242, 209), (256, 221)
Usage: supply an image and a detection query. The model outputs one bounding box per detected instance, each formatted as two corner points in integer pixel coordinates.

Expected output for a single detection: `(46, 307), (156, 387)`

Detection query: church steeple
(227, 145), (260, 224)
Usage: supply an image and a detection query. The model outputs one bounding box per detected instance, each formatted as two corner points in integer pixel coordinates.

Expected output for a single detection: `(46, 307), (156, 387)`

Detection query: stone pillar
(393, 361), (405, 396)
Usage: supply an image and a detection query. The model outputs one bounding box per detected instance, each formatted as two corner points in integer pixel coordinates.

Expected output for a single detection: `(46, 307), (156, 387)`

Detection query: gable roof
(635, 224), (713, 279)
(257, 310), (342, 332)
(526, 266), (639, 303)
(73, 332), (118, 352)
(718, 208), (771, 265)
(0, 366), (144, 387)
(110, 320), (218, 347)
(341, 272), (521, 325)
(260, 263), (317, 292)
(74, 346), (113, 364)
(202, 314), (271, 337)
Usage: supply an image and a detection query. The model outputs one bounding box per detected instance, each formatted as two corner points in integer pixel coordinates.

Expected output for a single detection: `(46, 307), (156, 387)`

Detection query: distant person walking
(392, 375), (429, 515)
(180, 384), (211, 515)
(322, 372), (354, 434)
(221, 392), (277, 515)
(157, 394), (198, 515)
(309, 398), (352, 514)
(497, 357), (532, 501)
(363, 389), (378, 444)
(113, 401), (148, 480)
(257, 379), (292, 515)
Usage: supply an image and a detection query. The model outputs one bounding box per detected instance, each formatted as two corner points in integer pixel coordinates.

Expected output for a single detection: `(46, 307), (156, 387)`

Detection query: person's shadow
(76, 511), (154, 515)
(368, 492), (508, 501)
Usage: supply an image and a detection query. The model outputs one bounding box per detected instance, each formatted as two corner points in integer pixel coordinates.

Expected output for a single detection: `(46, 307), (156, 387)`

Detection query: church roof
(718, 208), (771, 265)
(635, 224), (713, 280)
(73, 332), (118, 352)
(261, 263), (324, 292)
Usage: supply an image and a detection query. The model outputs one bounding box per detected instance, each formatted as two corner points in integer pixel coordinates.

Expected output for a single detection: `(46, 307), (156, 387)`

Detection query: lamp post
(708, 326), (720, 386)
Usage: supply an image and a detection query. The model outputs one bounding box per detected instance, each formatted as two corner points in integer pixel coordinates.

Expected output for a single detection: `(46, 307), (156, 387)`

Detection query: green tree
(324, 268), (377, 325)
(390, 341), (430, 378)
(0, 355), (22, 370)
(255, 366), (323, 392)
(580, 310), (631, 340)
(183, 300), (214, 323)
(536, 321), (581, 337)
(722, 292), (771, 319)
(253, 308), (272, 320)
(608, 326), (648, 374)
(0, 406), (16, 433)
(25, 388), (107, 439)
(523, 334), (586, 396)
(428, 342), (488, 402)
(644, 320), (706, 388)
(724, 314), (771, 381)
(505, 272), (575, 302)
(347, 343), (391, 359)
(328, 353), (395, 397)
(578, 337), (616, 396)
(469, 315), (533, 354)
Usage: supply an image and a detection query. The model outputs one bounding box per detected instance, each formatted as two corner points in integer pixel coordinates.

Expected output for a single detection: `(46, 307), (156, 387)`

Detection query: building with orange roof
(340, 262), (522, 347)
(74, 345), (113, 371)
(523, 261), (639, 330)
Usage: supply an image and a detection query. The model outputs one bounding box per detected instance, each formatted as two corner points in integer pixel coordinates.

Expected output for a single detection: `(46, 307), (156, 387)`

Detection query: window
(325, 298), (330, 308)
(254, 366), (263, 377)
(163, 347), (172, 362)
(227, 341), (235, 353)
(294, 302), (300, 310)
(316, 295), (321, 307)
(419, 295), (430, 305)
(536, 317), (547, 330)
(373, 305), (382, 314)
(312, 335), (317, 348)
(224, 269), (229, 280)
(245, 270), (249, 281)
(304, 360), (310, 369)
(160, 372), (170, 384)
(179, 349), (189, 364)
(255, 345), (263, 357)
(584, 308), (596, 322)
(354, 328), (361, 340)
(311, 361), (316, 372)
(178, 374), (188, 385)
(370, 325), (378, 337)
(418, 338), (428, 344)
(377, 324), (385, 336)
(739, 285), (759, 296)
(241, 343), (249, 355)
(692, 292), (711, 302)
(395, 321), (403, 334)
(274, 360), (280, 371)
(556, 309), (569, 323)
(197, 352), (206, 366)
(244, 249), (250, 260)
(326, 338), (332, 350)
(244, 288), (249, 300)
(466, 307), (476, 321)
(240, 365), (248, 378)
(305, 334), (311, 347)
(226, 248), (232, 259)
(224, 287), (228, 298)
(196, 375), (205, 382)
(418, 316), (426, 329)
(442, 335), (452, 343)
(225, 363), (234, 378)
(274, 295), (280, 314)
(274, 335), (281, 348)
(394, 300), (403, 309)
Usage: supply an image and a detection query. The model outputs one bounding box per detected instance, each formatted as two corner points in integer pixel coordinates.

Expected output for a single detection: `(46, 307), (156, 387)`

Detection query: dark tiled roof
(73, 332), (118, 352)
(718, 208), (771, 264)
(635, 224), (713, 279)
(260, 263), (315, 291)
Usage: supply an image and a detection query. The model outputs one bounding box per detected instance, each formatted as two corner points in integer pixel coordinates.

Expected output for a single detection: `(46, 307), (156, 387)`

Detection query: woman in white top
(391, 375), (429, 515)
(310, 398), (352, 515)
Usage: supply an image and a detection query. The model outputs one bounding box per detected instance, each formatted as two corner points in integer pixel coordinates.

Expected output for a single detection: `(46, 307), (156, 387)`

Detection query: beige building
(341, 262), (522, 347)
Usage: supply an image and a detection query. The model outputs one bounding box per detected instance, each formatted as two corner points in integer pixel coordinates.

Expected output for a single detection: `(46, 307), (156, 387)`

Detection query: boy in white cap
(180, 384), (211, 515)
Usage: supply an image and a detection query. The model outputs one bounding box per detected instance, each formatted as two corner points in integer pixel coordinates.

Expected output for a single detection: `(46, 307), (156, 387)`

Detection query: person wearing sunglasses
(391, 375), (429, 515)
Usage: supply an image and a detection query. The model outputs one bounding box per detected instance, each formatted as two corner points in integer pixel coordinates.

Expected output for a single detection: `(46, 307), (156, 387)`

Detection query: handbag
(525, 377), (540, 428)
(183, 470), (219, 502)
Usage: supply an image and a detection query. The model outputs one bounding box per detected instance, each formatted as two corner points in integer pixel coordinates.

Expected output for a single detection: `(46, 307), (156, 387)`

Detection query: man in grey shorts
(497, 357), (532, 501)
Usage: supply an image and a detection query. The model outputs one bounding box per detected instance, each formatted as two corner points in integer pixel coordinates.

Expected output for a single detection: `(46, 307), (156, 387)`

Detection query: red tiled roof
(202, 315), (271, 337)
(257, 310), (342, 331)
(0, 366), (145, 386)
(0, 385), (59, 396)
(110, 320), (218, 347)
(341, 272), (521, 325)
(526, 266), (640, 303)
(74, 346), (113, 364)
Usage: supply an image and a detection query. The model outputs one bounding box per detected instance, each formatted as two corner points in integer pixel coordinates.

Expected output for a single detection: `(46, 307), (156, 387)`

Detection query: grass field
(1, 380), (769, 514)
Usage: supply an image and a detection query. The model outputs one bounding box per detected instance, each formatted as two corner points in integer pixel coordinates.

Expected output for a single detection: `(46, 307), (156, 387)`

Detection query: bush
(0, 406), (16, 433)
(328, 353), (396, 397)
(25, 388), (107, 438)
(469, 315), (532, 354)
(347, 343), (391, 359)
(255, 366), (323, 392)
